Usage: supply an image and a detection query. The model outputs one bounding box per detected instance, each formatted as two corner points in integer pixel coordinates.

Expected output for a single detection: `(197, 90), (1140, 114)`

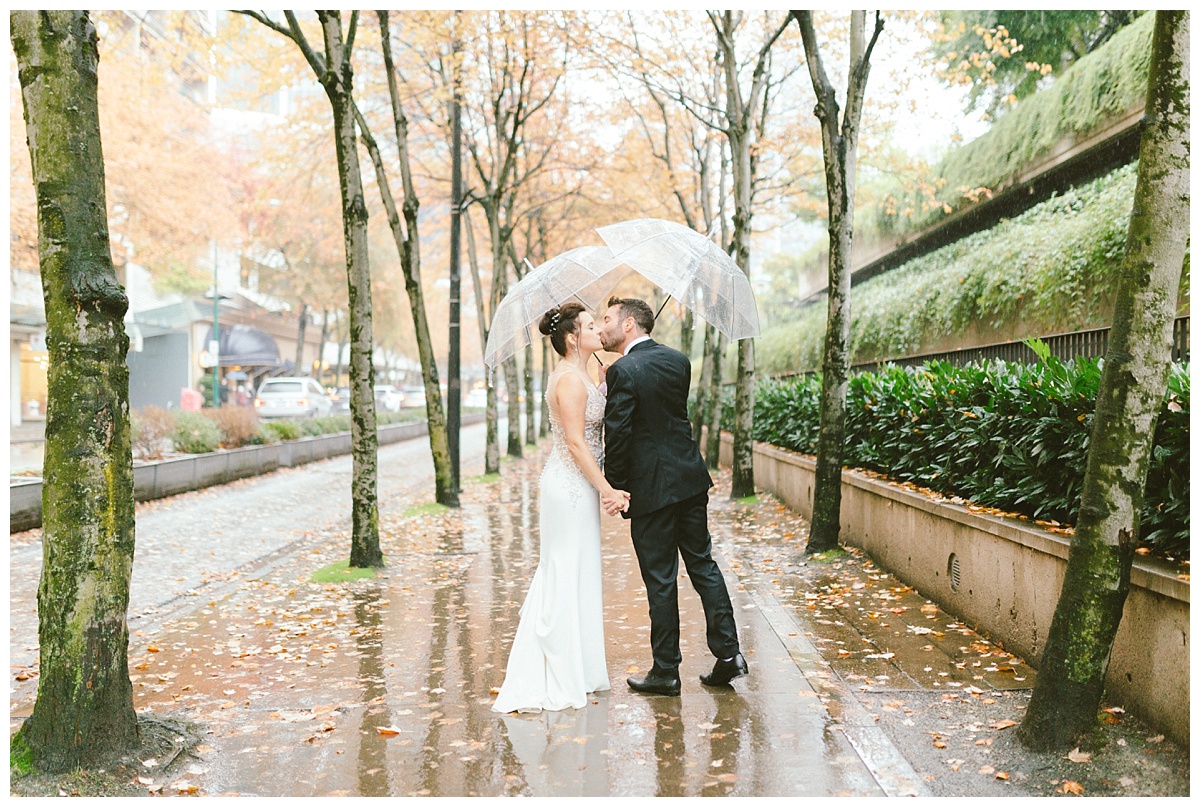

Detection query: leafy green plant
(742, 360), (1189, 558)
(262, 419), (301, 442)
(170, 411), (221, 454)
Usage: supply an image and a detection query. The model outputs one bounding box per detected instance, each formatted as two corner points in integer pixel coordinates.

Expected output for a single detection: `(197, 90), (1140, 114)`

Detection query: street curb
(714, 537), (930, 797)
(9, 415), (485, 533)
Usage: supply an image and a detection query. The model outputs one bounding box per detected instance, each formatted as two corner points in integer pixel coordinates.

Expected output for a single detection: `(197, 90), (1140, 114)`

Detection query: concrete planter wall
(717, 433), (1190, 746)
(9, 415), (483, 535)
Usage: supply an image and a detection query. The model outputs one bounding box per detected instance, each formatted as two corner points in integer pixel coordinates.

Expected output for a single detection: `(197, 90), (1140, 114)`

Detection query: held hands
(601, 487), (630, 517)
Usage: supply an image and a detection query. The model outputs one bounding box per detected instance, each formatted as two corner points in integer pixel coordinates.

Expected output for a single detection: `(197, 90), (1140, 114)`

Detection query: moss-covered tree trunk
(711, 11), (786, 500)
(10, 9), (139, 770)
(1017, 10), (1190, 752)
(463, 207), (502, 475)
(357, 11), (457, 507)
(691, 322), (715, 444)
(523, 341), (537, 446)
(539, 337), (551, 438)
(704, 331), (726, 471)
(793, 11), (883, 553)
(240, 10), (382, 567)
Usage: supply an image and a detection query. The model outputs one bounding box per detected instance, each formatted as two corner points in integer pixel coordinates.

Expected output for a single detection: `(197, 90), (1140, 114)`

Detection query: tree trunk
(357, 11), (456, 507)
(463, 206), (501, 474)
(691, 322), (715, 444)
(1017, 9), (1190, 751)
(680, 306), (695, 359)
(11, 9), (139, 770)
(523, 341), (536, 446)
(705, 332), (726, 470)
(727, 112), (756, 498)
(504, 355), (523, 458)
(793, 10), (882, 553)
(294, 301), (309, 372)
(316, 307), (331, 380)
(318, 13), (382, 567)
(539, 337), (551, 438)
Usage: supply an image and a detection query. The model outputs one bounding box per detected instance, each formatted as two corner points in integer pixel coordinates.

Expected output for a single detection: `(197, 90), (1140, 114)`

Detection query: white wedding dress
(493, 364), (611, 713)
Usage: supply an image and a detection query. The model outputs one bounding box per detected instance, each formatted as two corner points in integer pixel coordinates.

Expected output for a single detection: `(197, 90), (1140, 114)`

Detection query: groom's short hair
(607, 296), (655, 334)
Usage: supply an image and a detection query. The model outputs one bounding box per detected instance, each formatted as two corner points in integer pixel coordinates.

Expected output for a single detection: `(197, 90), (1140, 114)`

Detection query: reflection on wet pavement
(33, 446), (910, 796)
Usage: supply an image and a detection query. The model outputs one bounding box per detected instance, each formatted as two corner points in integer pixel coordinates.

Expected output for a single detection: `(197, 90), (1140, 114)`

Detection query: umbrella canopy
(596, 218), (760, 341)
(483, 245), (626, 370)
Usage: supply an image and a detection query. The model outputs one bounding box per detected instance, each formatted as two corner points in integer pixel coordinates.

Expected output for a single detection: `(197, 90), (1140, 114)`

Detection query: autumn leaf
(989, 719), (1018, 730)
(1060, 780), (1084, 795)
(376, 725), (402, 736)
(978, 765), (995, 775)
(995, 771), (1009, 780)
(1067, 747), (1091, 763)
(933, 741), (947, 749)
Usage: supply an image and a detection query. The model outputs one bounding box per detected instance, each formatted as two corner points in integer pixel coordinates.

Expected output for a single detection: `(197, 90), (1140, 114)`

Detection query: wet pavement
(9, 421), (495, 695)
(9, 438), (1189, 797)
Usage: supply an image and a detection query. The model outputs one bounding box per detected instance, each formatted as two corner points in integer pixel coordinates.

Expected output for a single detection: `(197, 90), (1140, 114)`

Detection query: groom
(599, 296), (748, 696)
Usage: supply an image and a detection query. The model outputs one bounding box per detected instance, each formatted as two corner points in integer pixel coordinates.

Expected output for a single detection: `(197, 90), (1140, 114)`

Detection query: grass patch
(467, 472), (502, 484)
(806, 547), (849, 563)
(310, 558), (385, 583)
(10, 731), (32, 777)
(734, 494), (759, 505)
(401, 502), (450, 519)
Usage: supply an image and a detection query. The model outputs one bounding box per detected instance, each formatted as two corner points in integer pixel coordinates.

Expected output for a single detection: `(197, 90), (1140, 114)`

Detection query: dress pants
(629, 491), (739, 672)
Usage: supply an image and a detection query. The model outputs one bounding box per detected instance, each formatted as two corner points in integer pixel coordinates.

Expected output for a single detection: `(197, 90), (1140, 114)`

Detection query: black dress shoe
(700, 653), (749, 687)
(627, 669), (681, 696)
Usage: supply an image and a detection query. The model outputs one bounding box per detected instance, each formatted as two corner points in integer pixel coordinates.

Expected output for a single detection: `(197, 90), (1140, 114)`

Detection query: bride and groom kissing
(492, 296), (749, 715)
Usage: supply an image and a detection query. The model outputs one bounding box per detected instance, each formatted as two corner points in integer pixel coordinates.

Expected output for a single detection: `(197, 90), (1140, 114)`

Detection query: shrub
(205, 407), (260, 448)
(262, 419), (301, 442)
(171, 411), (221, 455)
(741, 359), (1190, 559)
(132, 406), (175, 459)
(250, 423), (281, 445)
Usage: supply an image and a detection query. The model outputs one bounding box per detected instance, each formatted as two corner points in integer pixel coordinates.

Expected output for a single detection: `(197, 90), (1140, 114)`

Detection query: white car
(400, 386), (427, 409)
(255, 377), (333, 419)
(374, 384), (403, 412)
(464, 387), (488, 409)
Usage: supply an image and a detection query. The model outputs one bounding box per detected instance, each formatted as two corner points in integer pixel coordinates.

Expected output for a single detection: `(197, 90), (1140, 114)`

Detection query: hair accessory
(549, 310), (562, 330)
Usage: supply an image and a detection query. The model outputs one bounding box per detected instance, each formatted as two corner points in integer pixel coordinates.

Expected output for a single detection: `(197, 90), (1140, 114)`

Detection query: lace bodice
(544, 364), (605, 505)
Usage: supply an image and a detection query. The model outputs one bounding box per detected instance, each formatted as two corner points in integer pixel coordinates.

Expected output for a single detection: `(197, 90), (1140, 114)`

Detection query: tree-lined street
(8, 8), (1189, 792)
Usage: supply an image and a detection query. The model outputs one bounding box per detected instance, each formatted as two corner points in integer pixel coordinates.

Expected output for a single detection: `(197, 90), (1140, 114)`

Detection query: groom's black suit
(603, 338), (740, 674)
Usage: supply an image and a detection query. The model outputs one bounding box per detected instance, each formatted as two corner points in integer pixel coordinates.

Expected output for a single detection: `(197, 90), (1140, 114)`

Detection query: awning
(203, 324), (284, 368)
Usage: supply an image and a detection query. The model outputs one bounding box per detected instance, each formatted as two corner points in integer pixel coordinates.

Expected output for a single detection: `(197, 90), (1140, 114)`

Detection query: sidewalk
(10, 445), (1188, 796)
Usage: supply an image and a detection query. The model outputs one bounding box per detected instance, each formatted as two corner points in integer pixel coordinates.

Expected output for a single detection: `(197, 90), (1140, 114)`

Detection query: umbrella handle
(594, 353), (605, 367)
(654, 295), (670, 320)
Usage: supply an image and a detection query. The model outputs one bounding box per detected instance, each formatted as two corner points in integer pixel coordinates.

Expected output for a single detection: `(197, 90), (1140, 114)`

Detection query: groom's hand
(602, 489), (630, 517)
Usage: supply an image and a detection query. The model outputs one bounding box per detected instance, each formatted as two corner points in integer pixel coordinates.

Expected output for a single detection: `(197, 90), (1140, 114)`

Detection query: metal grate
(948, 553), (961, 592)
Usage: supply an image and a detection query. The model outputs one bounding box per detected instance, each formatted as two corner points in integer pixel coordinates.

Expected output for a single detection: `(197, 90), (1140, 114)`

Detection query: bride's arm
(556, 373), (628, 506)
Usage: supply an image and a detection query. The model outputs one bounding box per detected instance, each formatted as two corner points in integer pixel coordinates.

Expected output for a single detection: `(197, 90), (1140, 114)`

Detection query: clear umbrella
(596, 218), (760, 341)
(483, 245), (626, 370)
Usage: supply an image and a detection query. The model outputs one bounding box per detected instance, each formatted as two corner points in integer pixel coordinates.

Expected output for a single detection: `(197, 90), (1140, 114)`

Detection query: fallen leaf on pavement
(1147, 735), (1164, 743)
(1060, 780), (1084, 795)
(978, 765), (995, 775)
(989, 719), (1018, 730)
(995, 771), (1009, 780)
(1067, 747), (1091, 763)
(377, 725), (401, 736)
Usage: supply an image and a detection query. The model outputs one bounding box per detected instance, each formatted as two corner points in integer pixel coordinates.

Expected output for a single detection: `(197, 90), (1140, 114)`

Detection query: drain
(948, 553), (961, 592)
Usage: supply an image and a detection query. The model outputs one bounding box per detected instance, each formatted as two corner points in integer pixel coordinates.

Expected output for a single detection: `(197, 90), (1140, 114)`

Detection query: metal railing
(758, 316), (1189, 384)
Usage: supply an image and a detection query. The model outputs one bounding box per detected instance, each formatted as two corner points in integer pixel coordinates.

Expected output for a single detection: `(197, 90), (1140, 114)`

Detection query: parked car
(464, 387), (488, 409)
(374, 384), (403, 412)
(328, 385), (352, 414)
(255, 377), (332, 419)
(400, 385), (427, 409)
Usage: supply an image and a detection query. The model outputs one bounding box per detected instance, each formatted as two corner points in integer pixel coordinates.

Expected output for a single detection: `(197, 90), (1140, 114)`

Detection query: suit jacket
(603, 339), (713, 519)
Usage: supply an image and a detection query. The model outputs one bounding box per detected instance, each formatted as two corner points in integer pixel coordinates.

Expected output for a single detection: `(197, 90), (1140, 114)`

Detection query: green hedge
(726, 357), (1190, 558)
(871, 12), (1154, 237)
(756, 164), (1190, 376)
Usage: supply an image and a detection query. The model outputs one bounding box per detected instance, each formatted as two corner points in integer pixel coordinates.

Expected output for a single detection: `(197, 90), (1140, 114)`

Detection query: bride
(492, 303), (629, 714)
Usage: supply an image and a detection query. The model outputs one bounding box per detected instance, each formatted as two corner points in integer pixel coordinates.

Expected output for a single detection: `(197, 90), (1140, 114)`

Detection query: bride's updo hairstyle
(538, 302), (587, 357)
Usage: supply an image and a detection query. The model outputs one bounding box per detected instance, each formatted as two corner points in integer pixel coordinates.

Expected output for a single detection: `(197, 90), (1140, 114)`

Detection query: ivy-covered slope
(871, 11), (1154, 237)
(756, 163), (1189, 375)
